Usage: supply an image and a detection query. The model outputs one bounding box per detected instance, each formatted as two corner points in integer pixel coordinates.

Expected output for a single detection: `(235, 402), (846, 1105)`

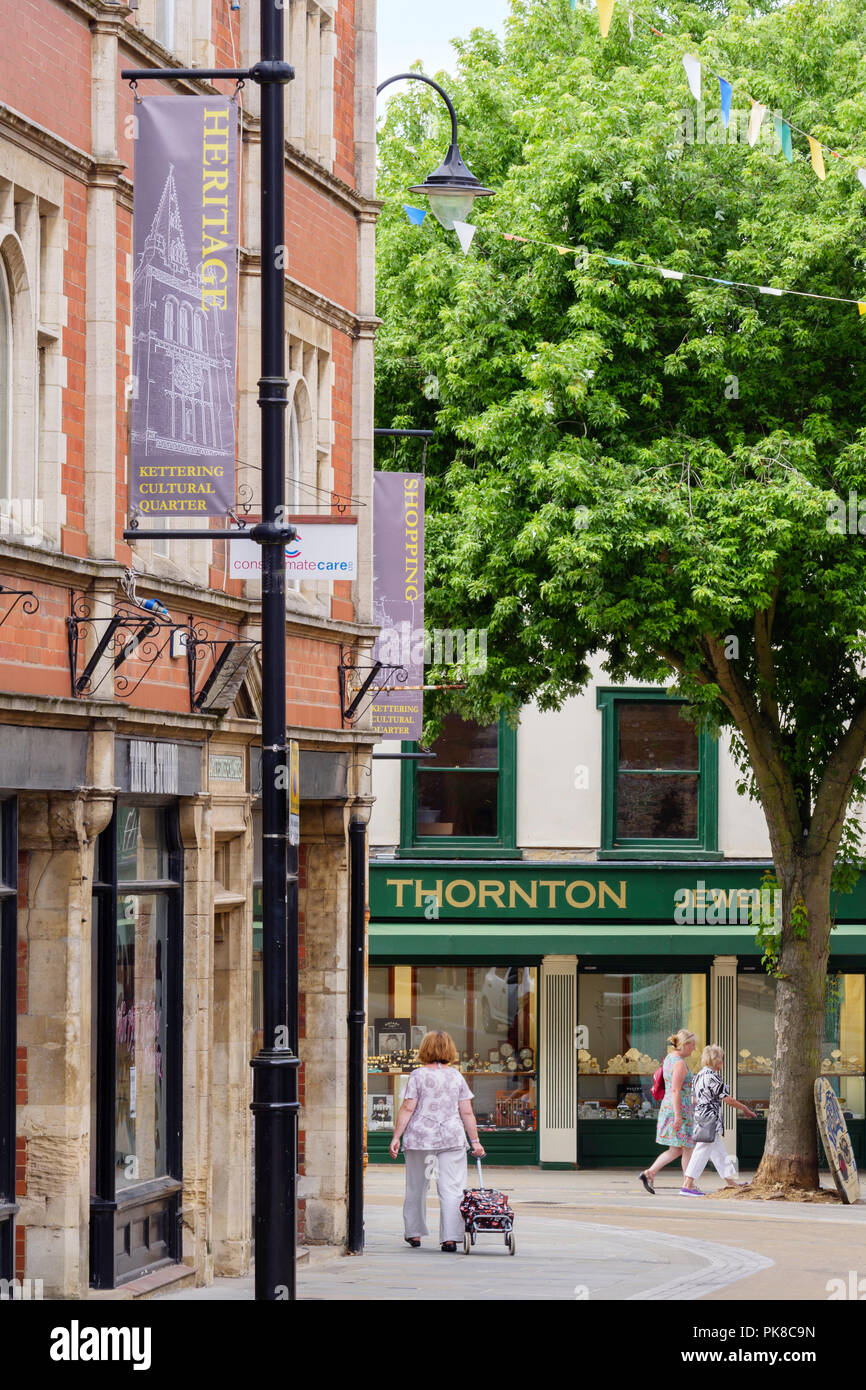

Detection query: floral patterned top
(655, 1050), (695, 1149)
(401, 1065), (474, 1151)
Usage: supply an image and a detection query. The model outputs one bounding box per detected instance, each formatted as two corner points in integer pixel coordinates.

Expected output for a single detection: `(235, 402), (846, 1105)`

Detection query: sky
(376, 0), (511, 97)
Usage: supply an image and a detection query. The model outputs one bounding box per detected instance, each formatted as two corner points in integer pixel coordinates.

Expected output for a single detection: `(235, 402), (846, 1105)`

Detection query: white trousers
(403, 1147), (468, 1244)
(685, 1133), (736, 1183)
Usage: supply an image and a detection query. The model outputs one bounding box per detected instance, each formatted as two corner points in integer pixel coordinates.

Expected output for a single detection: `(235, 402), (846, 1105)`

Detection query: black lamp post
(376, 73), (494, 229)
(123, 0), (299, 1304)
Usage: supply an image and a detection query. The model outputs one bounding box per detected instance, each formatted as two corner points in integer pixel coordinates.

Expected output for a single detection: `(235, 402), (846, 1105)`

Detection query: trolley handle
(476, 1157), (484, 1190)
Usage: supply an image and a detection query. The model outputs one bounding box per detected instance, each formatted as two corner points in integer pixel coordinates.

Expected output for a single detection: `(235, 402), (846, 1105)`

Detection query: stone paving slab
(161, 1166), (866, 1302)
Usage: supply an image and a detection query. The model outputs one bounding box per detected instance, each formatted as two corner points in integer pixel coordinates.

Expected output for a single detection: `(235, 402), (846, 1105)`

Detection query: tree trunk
(753, 860), (830, 1191)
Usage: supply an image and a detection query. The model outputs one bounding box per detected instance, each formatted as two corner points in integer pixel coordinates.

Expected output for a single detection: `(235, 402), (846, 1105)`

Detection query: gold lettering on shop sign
(508, 880), (537, 909)
(565, 880), (595, 909)
(384, 876), (629, 911)
(599, 880), (627, 910)
(444, 879), (476, 908)
(537, 880), (563, 909)
(478, 880), (506, 908)
(386, 878), (415, 907)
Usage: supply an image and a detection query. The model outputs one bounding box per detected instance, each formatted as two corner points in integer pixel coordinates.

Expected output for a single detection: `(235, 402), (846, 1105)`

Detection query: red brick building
(0, 0), (378, 1295)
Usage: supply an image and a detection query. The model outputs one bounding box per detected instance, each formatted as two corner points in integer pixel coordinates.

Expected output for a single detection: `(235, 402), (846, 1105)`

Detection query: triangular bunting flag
(628, 9), (634, 40)
(718, 77), (732, 127)
(503, 233), (529, 244)
(683, 54), (701, 102)
(659, 267), (684, 280)
(759, 286), (784, 296)
(774, 116), (793, 162)
(597, 0), (615, 38)
(747, 101), (767, 147)
(808, 137), (826, 181)
(858, 169), (866, 190)
(555, 245), (573, 255)
(453, 221), (477, 255)
(859, 302), (866, 315)
(402, 205), (427, 226)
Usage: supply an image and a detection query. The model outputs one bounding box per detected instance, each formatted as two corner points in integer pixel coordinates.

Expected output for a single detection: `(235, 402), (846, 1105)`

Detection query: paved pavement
(163, 1166), (866, 1302)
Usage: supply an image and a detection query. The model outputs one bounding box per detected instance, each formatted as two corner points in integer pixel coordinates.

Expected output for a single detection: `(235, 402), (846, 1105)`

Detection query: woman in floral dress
(638, 1029), (698, 1194)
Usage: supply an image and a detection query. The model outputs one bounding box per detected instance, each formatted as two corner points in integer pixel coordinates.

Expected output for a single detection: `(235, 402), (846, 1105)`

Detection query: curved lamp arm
(376, 72), (459, 147)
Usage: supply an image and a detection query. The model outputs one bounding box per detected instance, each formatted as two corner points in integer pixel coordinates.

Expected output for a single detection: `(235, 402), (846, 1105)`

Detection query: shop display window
(737, 972), (865, 1120)
(90, 803), (183, 1287)
(577, 970), (707, 1119)
(367, 965), (537, 1134)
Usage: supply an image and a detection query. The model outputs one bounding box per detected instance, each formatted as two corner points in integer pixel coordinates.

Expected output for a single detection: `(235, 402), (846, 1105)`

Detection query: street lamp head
(377, 72), (494, 230)
(409, 141), (494, 230)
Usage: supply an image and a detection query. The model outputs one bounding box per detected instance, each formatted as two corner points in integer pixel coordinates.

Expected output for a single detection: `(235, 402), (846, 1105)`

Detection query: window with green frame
(399, 713), (519, 858)
(596, 688), (719, 859)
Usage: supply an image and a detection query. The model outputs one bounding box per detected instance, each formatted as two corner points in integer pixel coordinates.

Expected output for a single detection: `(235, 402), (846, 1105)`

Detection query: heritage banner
(371, 472), (425, 741)
(130, 96), (238, 516)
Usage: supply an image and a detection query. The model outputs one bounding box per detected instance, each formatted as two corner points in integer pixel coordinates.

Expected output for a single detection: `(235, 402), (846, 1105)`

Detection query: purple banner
(130, 97), (238, 516)
(371, 473), (425, 741)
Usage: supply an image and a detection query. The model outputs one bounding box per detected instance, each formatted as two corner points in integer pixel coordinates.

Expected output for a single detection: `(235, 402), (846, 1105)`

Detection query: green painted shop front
(368, 861), (866, 1169)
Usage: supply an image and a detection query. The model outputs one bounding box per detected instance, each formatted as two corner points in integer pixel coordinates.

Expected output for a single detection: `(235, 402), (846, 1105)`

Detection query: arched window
(193, 312), (204, 353)
(178, 303), (190, 346)
(0, 260), (11, 498)
(163, 297), (175, 342)
(288, 399), (301, 512)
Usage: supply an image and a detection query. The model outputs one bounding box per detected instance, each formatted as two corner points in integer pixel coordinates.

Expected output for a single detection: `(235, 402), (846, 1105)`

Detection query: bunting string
(399, 206), (866, 317)
(581, 1), (866, 190)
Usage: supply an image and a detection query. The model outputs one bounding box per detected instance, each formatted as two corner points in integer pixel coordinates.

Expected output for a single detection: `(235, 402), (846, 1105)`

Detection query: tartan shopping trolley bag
(459, 1159), (516, 1254)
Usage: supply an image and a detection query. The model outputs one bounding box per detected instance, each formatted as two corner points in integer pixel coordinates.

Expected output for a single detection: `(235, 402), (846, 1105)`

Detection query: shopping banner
(130, 96), (238, 516)
(371, 472), (425, 741)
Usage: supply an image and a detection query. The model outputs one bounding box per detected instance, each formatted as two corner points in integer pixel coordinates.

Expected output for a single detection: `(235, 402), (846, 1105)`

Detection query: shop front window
(597, 689), (719, 857)
(737, 972), (865, 1121)
(90, 804), (182, 1288)
(115, 894), (169, 1190)
(577, 970), (707, 1120)
(367, 965), (537, 1135)
(400, 714), (518, 857)
(0, 797), (17, 1282)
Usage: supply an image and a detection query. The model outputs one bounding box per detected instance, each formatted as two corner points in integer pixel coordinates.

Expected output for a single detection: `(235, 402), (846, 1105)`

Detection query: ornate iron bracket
(67, 593), (175, 700)
(0, 583), (39, 629)
(186, 617), (259, 713)
(339, 645), (407, 724)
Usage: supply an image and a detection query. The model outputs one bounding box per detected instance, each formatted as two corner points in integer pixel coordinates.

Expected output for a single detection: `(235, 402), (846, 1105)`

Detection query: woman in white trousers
(390, 1030), (485, 1251)
(681, 1044), (756, 1195)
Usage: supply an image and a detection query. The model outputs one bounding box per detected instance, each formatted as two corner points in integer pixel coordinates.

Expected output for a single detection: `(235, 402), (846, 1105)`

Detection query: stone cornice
(0, 696), (380, 749)
(61, 0), (132, 24)
(240, 252), (359, 337)
(0, 104), (95, 184)
(0, 538), (378, 643)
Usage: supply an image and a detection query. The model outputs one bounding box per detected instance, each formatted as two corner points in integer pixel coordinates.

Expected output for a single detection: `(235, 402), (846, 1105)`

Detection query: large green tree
(375, 0), (866, 1189)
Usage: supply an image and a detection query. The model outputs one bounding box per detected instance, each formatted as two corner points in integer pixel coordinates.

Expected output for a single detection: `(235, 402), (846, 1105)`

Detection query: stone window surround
(0, 158), (66, 551)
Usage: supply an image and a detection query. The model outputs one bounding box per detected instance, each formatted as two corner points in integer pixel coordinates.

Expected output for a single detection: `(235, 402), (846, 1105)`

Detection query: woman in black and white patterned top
(680, 1044), (756, 1196)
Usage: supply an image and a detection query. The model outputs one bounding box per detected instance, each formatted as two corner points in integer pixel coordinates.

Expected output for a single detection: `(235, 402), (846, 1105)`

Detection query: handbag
(692, 1113), (718, 1144)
